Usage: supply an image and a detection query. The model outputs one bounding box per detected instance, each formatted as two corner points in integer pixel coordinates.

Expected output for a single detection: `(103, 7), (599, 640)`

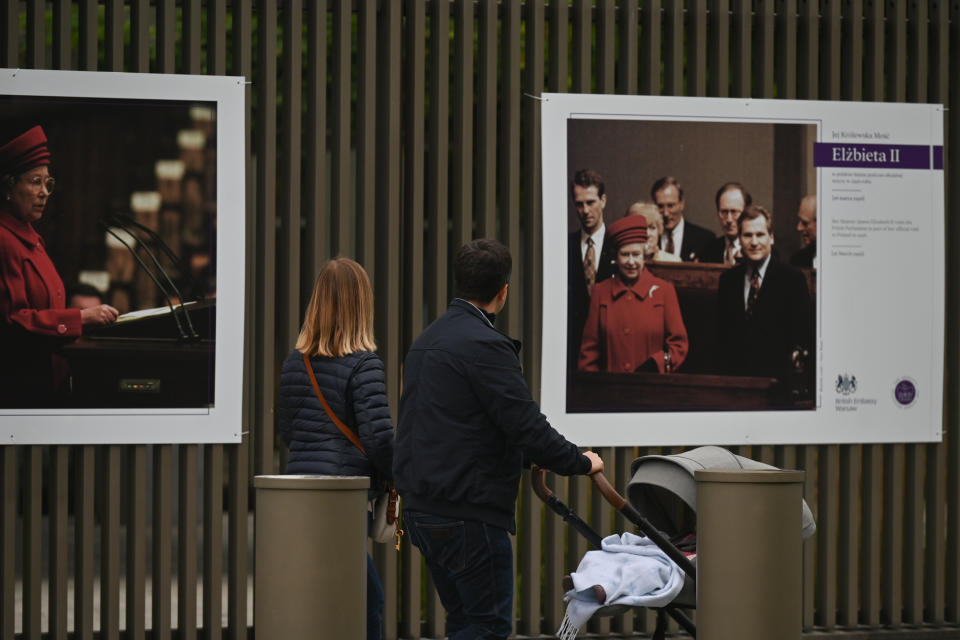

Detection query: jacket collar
(449, 298), (522, 356)
(611, 269), (657, 301)
(0, 208), (41, 248)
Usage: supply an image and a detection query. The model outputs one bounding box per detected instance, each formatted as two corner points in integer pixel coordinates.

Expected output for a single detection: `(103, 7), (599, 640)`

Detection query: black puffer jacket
(278, 349), (394, 486)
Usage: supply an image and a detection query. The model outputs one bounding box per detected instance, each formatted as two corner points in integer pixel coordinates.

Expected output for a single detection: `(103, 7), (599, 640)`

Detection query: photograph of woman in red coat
(578, 214), (689, 374)
(0, 126), (118, 407)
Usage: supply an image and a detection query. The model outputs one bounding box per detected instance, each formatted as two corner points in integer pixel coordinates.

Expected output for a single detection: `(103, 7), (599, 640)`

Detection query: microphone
(110, 212), (206, 301)
(106, 215), (199, 340)
(97, 220), (191, 341)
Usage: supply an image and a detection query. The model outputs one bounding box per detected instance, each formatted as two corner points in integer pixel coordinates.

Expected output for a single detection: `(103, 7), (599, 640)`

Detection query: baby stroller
(532, 445), (817, 639)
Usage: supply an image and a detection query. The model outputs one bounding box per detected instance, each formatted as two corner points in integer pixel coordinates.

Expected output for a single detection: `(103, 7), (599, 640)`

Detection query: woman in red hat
(0, 126), (119, 407)
(577, 214), (688, 374)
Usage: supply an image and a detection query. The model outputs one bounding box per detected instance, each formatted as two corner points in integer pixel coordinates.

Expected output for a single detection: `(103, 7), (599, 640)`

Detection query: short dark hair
(570, 169), (605, 199)
(737, 204), (773, 234)
(714, 182), (752, 210)
(650, 176), (684, 201)
(454, 239), (512, 304)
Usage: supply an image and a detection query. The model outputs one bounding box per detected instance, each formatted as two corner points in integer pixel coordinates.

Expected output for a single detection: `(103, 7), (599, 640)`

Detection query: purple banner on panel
(813, 143), (933, 169)
(934, 146), (944, 170)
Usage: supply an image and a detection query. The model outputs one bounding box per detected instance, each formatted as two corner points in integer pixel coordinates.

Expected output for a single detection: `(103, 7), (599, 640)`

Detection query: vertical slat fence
(0, 2), (958, 639)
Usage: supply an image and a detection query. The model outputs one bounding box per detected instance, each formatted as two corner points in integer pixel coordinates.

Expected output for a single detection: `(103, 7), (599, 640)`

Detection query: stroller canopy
(626, 446), (817, 540)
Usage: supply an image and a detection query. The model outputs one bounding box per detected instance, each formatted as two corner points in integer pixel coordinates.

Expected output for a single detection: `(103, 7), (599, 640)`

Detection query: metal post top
(253, 475), (371, 490)
(694, 469), (806, 484)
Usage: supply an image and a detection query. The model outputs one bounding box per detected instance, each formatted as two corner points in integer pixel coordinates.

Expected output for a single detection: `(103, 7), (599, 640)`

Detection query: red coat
(0, 209), (81, 403)
(578, 269), (688, 373)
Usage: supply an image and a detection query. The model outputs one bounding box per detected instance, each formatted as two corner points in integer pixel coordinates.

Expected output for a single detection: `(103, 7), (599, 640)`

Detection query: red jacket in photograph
(578, 269), (689, 374)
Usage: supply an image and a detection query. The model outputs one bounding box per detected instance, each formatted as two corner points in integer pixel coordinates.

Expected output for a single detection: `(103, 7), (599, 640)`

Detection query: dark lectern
(62, 300), (215, 409)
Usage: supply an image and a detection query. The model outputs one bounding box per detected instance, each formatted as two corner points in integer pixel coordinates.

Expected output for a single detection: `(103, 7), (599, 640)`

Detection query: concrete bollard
(254, 475), (370, 639)
(695, 469), (805, 640)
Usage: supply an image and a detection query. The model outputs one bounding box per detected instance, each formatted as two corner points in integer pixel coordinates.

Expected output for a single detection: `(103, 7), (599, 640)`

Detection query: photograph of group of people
(564, 118), (818, 413)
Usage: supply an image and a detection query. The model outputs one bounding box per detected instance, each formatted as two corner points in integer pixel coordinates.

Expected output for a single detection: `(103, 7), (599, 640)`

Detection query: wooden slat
(207, 0), (228, 75)
(842, 0), (863, 101)
(331, 0), (352, 256)
(203, 445), (224, 640)
(279, 0), (304, 351)
(548, 0), (570, 92)
(926, 441), (946, 624)
(524, 0), (545, 396)
(1, 0), (17, 66)
(452, 0), (475, 250)
(179, 446), (199, 640)
(820, 0), (842, 99)
(153, 445), (173, 640)
(25, 0), (44, 69)
(797, 0), (818, 99)
(403, 0), (426, 351)
(816, 445), (838, 629)
(775, 0), (798, 99)
(885, 0), (906, 102)
(183, 0), (202, 74)
(610, 447), (636, 634)
(375, 542), (401, 640)
(500, 0), (522, 337)
(476, 0), (498, 237)
(227, 438), (250, 640)
(904, 444), (925, 624)
(861, 444), (883, 625)
(587, 447), (615, 636)
(597, 0), (616, 93)
(837, 445), (860, 628)
(544, 472), (568, 631)
(23, 447), (42, 640)
(303, 0), (329, 293)
(75, 446), (96, 640)
(731, 0), (751, 97)
(638, 0), (661, 95)
(79, 0), (98, 70)
(100, 446), (122, 640)
(130, 0), (150, 72)
(255, 0), (278, 475)
(882, 444), (905, 626)
(571, 0), (591, 93)
(663, 0), (684, 95)
(798, 445), (816, 629)
(126, 445), (147, 640)
(686, 0), (706, 97)
(356, 0), (378, 271)
(518, 469), (542, 636)
(905, 0), (927, 104)
(49, 446), (70, 640)
(103, 0), (123, 71)
(426, 0), (450, 320)
(927, 0), (948, 104)
(0, 448), (13, 640)
(618, 0), (639, 94)
(156, 0), (176, 73)
(753, 0), (775, 98)
(708, 0), (730, 98)
(52, 0), (71, 70)
(863, 0), (884, 101)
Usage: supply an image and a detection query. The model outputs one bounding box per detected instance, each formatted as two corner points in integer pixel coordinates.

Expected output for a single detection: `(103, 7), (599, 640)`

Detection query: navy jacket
(393, 299), (591, 533)
(278, 349), (394, 487)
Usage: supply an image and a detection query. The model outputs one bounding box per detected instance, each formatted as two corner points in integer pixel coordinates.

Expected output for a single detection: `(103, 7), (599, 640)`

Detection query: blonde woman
(625, 201), (681, 263)
(278, 257), (394, 640)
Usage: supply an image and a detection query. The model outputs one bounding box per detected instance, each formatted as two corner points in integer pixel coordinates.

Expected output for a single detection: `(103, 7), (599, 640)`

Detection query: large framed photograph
(0, 69), (245, 444)
(541, 94), (944, 446)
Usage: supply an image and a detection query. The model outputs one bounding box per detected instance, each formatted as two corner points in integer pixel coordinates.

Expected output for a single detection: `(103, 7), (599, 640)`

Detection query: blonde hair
(296, 258), (377, 358)
(626, 201), (663, 233)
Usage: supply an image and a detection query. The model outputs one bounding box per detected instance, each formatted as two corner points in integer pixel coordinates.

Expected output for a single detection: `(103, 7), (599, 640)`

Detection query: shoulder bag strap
(302, 351), (366, 455)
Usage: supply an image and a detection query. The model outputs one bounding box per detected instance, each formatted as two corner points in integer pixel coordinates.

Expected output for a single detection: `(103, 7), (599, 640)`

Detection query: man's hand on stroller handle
(584, 450), (603, 474)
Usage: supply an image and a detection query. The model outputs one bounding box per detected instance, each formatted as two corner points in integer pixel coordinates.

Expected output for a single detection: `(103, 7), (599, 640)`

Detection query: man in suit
(651, 176), (715, 262)
(790, 195), (817, 268)
(568, 169), (617, 371)
(700, 182), (751, 264)
(716, 205), (812, 381)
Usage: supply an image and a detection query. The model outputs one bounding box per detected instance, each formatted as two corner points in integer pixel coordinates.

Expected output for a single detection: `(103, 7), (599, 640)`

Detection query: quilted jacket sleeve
(349, 353), (395, 483)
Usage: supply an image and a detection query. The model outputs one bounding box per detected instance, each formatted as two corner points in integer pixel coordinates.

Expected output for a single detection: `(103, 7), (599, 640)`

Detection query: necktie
(724, 241), (735, 265)
(664, 228), (675, 255)
(746, 268), (761, 318)
(584, 238), (596, 295)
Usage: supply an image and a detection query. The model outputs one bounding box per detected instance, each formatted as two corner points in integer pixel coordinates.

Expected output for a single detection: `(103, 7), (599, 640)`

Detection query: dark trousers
(403, 510), (513, 639)
(367, 552), (385, 640)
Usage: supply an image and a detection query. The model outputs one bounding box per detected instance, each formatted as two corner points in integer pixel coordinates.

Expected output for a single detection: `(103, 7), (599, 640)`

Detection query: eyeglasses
(21, 175), (56, 194)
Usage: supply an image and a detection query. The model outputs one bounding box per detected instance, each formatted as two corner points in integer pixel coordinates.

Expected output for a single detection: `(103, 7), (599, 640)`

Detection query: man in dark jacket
(394, 239), (603, 640)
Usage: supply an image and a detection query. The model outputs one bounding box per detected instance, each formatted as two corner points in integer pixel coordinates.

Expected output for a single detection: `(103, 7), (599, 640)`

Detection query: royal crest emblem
(835, 374), (857, 395)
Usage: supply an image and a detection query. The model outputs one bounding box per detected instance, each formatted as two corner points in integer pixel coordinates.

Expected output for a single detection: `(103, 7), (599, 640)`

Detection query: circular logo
(893, 378), (917, 408)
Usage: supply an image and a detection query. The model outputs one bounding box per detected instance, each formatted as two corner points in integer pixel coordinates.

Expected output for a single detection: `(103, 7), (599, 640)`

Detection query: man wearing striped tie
(715, 204), (812, 387)
(567, 169), (617, 373)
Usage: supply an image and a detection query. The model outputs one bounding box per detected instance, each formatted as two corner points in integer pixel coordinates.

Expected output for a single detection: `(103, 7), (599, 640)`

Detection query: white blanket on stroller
(557, 532), (686, 640)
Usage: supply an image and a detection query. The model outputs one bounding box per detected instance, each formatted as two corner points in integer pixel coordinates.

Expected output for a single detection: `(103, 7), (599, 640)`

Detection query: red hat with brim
(607, 214), (649, 247)
(0, 126), (51, 176)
